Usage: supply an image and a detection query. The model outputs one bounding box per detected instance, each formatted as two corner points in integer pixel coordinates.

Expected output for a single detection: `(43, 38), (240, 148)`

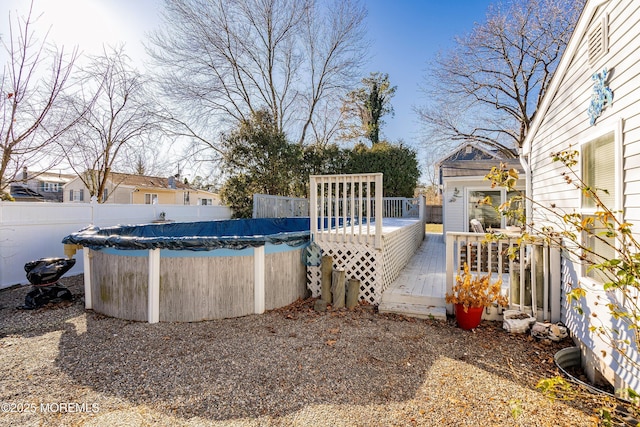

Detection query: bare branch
(418, 0), (584, 155)
(59, 46), (163, 202)
(1, 2), (81, 196)
(146, 0), (367, 156)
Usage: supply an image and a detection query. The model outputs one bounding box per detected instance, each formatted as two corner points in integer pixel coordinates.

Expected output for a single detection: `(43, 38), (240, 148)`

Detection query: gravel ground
(0, 275), (604, 426)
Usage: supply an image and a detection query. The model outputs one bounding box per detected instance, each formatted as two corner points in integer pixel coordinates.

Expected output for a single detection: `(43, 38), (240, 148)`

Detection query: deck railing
(253, 193), (421, 220)
(382, 197), (420, 218)
(445, 231), (562, 322)
(310, 173), (384, 249)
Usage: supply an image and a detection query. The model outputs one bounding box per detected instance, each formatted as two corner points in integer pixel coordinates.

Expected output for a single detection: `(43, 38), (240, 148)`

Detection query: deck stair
(378, 233), (447, 320)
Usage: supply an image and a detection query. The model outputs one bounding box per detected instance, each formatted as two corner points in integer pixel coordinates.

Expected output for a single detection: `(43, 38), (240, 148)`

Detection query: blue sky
(2, 0), (494, 166)
(366, 1), (494, 145)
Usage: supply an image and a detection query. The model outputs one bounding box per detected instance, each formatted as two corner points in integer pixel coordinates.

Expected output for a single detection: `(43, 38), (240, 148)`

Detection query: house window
(183, 191), (190, 205)
(468, 190), (501, 230)
(70, 189), (84, 202)
(42, 182), (59, 192)
(582, 133), (615, 209)
(102, 189), (108, 203)
(581, 131), (617, 282)
(145, 193), (158, 204)
(199, 198), (212, 206)
(467, 189), (523, 232)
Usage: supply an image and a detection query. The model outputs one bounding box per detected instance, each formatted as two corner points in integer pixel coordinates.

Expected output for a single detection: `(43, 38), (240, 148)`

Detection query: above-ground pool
(62, 218), (311, 323)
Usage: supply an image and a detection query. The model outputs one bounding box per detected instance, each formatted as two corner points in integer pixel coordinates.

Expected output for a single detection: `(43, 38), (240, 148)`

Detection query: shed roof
(440, 159), (524, 179)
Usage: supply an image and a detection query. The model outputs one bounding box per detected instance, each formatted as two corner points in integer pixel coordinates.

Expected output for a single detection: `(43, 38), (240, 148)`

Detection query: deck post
(254, 245), (265, 314)
(374, 173), (383, 249)
(310, 177), (318, 237)
(445, 232), (455, 315)
(549, 245), (561, 323)
(148, 248), (160, 323)
(83, 248), (92, 310)
(332, 269), (346, 309)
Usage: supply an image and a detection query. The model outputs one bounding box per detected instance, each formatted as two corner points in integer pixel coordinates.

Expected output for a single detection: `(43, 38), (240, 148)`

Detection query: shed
(438, 146), (524, 236)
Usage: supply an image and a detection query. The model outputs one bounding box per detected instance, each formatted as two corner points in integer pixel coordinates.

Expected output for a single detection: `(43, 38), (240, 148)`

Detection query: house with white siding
(522, 0), (639, 394)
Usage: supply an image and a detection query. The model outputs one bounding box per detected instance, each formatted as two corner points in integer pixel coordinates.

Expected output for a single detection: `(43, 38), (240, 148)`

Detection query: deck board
(379, 233), (447, 319)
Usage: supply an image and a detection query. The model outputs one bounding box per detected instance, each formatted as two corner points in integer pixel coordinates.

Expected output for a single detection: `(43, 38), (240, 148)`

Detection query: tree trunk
(346, 278), (360, 308)
(331, 269), (346, 309)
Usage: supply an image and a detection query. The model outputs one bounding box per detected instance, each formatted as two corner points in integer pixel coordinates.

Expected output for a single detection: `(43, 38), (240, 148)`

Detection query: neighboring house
(9, 168), (75, 202)
(522, 0), (638, 393)
(63, 171), (221, 205)
(437, 143), (524, 235)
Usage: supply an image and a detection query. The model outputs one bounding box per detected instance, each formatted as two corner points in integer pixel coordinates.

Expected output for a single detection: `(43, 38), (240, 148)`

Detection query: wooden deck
(379, 232), (448, 320)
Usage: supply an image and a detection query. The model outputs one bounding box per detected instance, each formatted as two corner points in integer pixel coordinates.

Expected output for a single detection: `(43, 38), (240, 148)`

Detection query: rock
(314, 299), (328, 313)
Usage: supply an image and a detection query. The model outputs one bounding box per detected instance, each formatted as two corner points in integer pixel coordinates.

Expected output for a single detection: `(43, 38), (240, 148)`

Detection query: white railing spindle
(445, 231), (561, 322)
(310, 173), (383, 250)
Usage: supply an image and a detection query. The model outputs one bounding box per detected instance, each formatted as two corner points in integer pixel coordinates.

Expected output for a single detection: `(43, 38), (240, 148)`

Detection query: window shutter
(69, 190), (73, 201)
(80, 189), (84, 202)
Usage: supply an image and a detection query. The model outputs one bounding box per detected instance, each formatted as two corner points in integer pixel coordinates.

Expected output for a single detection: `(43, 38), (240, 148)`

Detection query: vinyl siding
(531, 2), (640, 216)
(528, 0), (640, 393)
(110, 186), (133, 204)
(442, 179), (469, 235)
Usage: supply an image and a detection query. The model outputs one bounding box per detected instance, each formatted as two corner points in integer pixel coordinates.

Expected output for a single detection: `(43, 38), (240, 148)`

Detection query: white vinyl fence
(0, 202), (232, 289)
(252, 194), (309, 218)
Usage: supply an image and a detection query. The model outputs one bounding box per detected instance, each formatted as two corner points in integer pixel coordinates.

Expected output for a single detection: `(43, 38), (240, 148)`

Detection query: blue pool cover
(62, 218), (312, 251)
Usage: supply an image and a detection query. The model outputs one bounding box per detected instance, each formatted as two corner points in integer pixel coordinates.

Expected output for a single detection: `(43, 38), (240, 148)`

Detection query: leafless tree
(0, 3), (80, 199)
(60, 46), (163, 202)
(416, 0), (585, 157)
(147, 0), (367, 151)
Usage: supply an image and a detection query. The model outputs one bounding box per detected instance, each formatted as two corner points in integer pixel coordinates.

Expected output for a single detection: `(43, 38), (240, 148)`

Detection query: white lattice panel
(307, 242), (382, 304)
(307, 220), (425, 305)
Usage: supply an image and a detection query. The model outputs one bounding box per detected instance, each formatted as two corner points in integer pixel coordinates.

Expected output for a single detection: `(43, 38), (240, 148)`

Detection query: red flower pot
(454, 304), (484, 330)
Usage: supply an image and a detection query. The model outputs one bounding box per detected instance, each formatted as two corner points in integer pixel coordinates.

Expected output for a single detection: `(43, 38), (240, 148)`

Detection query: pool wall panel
(159, 256), (254, 321)
(265, 248), (307, 310)
(87, 243), (307, 322)
(91, 250), (149, 321)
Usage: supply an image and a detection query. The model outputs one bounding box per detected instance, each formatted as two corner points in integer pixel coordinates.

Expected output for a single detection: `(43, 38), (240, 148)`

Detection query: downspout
(518, 149), (532, 232)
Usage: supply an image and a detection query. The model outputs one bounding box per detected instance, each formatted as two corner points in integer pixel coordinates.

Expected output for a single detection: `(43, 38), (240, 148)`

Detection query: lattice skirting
(307, 220), (424, 305)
